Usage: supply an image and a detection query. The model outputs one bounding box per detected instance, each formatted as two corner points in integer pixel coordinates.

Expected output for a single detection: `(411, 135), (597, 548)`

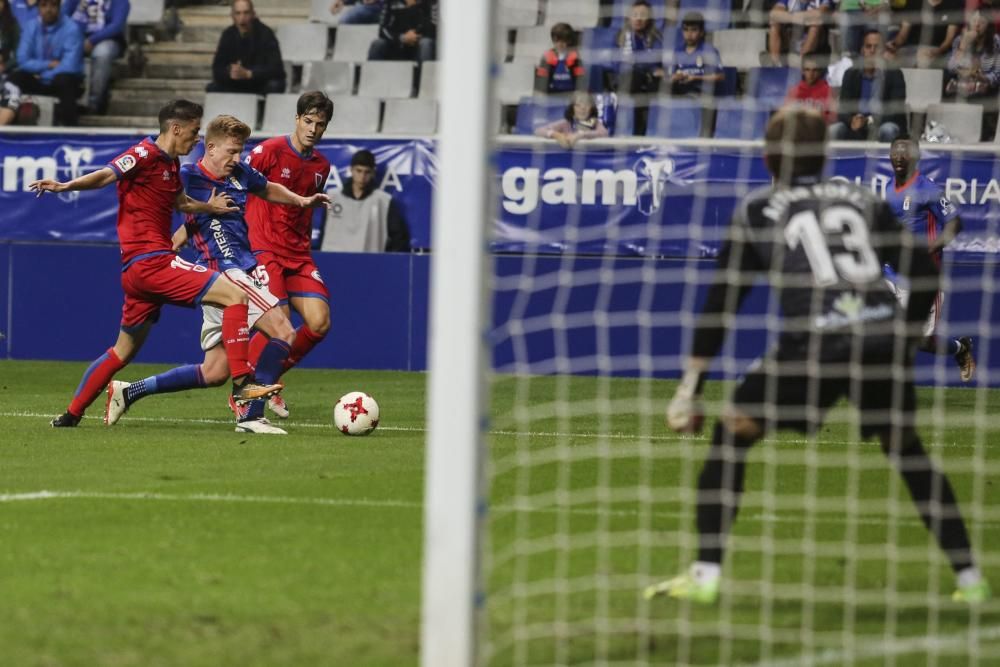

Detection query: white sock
(691, 561), (721, 584)
(957, 566), (983, 588)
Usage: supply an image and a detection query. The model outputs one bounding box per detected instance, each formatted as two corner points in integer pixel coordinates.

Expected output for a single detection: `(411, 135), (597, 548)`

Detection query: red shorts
(253, 250), (329, 304)
(120, 253), (218, 330)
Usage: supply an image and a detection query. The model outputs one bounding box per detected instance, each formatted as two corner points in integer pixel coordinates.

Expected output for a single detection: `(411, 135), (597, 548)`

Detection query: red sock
(248, 331), (270, 372)
(222, 304), (252, 381)
(283, 324), (326, 373)
(68, 347), (126, 417)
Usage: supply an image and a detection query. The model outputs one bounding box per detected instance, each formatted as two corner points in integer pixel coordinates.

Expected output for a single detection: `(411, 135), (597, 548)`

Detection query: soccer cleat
(234, 417), (287, 435)
(228, 394), (251, 421)
(952, 580), (992, 604)
(231, 379), (283, 405)
(50, 412), (81, 428)
(954, 337), (976, 383)
(644, 570), (720, 605)
(267, 394), (289, 419)
(104, 380), (130, 426)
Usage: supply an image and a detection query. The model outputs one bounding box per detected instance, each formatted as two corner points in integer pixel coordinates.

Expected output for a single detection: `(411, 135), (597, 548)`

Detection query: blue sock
(946, 339), (961, 356)
(244, 399), (266, 421)
(125, 365), (205, 406)
(254, 339), (291, 384)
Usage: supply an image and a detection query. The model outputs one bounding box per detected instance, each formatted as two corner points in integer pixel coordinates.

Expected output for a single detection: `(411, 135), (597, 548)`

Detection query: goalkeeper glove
(666, 369), (705, 433)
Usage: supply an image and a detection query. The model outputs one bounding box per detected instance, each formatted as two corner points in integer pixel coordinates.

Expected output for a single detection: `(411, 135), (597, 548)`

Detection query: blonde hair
(205, 115), (252, 144)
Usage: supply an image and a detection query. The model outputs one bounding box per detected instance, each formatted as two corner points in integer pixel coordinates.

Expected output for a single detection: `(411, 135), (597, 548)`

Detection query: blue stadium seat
(714, 66), (739, 97)
(514, 95), (570, 135)
(747, 67), (799, 109)
(614, 96), (638, 135)
(678, 0), (732, 31)
(713, 99), (772, 139)
(580, 27), (619, 92)
(646, 99), (703, 138)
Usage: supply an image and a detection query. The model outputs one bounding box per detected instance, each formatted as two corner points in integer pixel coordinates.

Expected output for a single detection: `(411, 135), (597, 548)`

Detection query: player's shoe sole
(952, 580), (991, 604)
(268, 394), (289, 419)
(234, 418), (287, 435)
(955, 337), (976, 382)
(644, 571), (720, 604)
(232, 380), (283, 405)
(104, 380), (130, 426)
(51, 411), (81, 428)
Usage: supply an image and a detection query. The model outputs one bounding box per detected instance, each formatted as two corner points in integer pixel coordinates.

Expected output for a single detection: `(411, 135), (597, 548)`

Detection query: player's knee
(720, 406), (763, 441)
(307, 313), (331, 336)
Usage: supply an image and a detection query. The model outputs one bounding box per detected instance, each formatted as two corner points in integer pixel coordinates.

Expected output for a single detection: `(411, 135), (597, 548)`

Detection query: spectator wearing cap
(368, 0), (436, 63)
(668, 12), (723, 97)
(63, 0), (130, 114)
(320, 149), (411, 253)
(207, 0), (285, 95)
(535, 22), (584, 94)
(9, 0), (83, 126)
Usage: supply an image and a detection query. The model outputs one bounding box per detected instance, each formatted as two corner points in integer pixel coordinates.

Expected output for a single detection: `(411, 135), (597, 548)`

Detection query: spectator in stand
(945, 8), (1000, 139)
(784, 54), (834, 122)
(207, 0), (285, 95)
(830, 29), (906, 141)
(63, 0), (129, 115)
(534, 91), (609, 147)
(534, 22), (584, 94)
(329, 0), (382, 25)
(0, 0), (20, 125)
(606, 0), (664, 95)
(885, 0), (963, 67)
(319, 149), (411, 253)
(668, 12), (723, 97)
(9, 0), (83, 126)
(766, 0), (832, 66)
(10, 0), (35, 28)
(368, 0), (435, 63)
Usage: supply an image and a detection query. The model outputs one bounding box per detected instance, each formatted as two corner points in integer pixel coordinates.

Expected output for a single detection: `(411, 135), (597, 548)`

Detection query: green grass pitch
(1, 359), (998, 666)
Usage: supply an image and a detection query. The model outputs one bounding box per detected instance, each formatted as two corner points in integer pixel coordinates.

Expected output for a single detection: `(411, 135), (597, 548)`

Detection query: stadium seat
(901, 68), (943, 112)
(715, 66), (739, 96)
(496, 61), (536, 105)
(546, 0), (602, 27)
(712, 99), (771, 139)
(579, 27), (618, 91)
(612, 95), (638, 136)
(925, 103), (983, 144)
(514, 95), (569, 135)
(277, 22), (330, 63)
(260, 93), (301, 135)
(32, 95), (58, 126)
(127, 0), (164, 25)
(498, 0), (541, 27)
(711, 29), (766, 70)
(332, 24), (380, 62)
(358, 61), (416, 99)
(301, 61), (356, 97)
(679, 0), (732, 31)
(646, 99), (704, 138)
(747, 66), (799, 108)
(201, 93), (259, 132)
(327, 97), (381, 134)
(512, 26), (551, 61)
(417, 61), (438, 98)
(381, 98), (438, 135)
(310, 0), (338, 24)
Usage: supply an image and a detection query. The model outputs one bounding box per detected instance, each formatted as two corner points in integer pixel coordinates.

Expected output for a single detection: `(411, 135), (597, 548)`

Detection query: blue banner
(2, 133), (998, 258)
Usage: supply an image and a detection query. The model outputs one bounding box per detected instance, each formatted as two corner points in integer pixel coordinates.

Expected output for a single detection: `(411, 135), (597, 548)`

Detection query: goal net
(424, 2), (1000, 666)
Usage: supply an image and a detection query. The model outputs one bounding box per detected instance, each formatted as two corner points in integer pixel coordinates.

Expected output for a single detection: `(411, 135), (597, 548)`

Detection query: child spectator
(766, 0), (832, 65)
(668, 12), (723, 97)
(607, 0), (664, 95)
(63, 0), (129, 114)
(534, 91), (609, 147)
(329, 0), (382, 25)
(945, 8), (1000, 139)
(368, 0), (436, 62)
(207, 0), (285, 95)
(534, 22), (584, 94)
(784, 55), (835, 122)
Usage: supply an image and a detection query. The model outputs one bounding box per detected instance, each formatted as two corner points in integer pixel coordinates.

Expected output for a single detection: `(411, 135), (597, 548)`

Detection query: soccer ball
(334, 391), (380, 436)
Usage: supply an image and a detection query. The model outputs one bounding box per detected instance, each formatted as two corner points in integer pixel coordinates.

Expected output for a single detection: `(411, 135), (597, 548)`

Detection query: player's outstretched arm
(259, 181), (331, 209)
(29, 167), (116, 196)
(175, 187), (239, 216)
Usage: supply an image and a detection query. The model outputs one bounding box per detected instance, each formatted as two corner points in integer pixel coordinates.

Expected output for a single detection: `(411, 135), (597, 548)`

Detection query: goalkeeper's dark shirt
(691, 177), (941, 362)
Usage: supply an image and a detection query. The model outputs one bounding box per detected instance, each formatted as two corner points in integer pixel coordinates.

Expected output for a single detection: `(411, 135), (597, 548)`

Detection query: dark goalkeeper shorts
(729, 352), (917, 439)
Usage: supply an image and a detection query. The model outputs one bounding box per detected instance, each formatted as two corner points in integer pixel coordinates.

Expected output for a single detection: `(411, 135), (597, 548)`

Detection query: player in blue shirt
(104, 114), (330, 433)
(884, 137), (975, 381)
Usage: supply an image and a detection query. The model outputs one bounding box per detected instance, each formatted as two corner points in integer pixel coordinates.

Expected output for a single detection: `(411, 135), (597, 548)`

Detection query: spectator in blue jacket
(63, 0), (129, 114)
(9, 0), (83, 125)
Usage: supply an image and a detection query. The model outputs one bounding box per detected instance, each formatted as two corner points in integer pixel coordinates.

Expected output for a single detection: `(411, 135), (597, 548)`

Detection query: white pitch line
(749, 623), (1000, 666)
(0, 411), (985, 449)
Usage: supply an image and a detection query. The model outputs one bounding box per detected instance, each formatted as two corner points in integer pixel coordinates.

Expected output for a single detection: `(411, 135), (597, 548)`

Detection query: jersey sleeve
(928, 182), (960, 224)
(244, 163), (269, 193)
(246, 142), (276, 178)
(107, 144), (145, 180)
